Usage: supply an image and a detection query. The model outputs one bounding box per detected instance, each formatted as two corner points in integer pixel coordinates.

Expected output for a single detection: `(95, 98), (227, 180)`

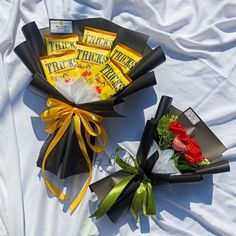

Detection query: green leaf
(177, 164), (197, 170)
(197, 158), (210, 166)
(157, 115), (177, 150)
(172, 153), (180, 167)
(172, 154), (198, 171)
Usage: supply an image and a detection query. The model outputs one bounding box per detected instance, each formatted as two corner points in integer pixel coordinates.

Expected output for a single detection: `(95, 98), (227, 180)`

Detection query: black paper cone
(169, 174), (203, 183)
(136, 119), (157, 168)
(128, 46), (166, 80)
(22, 21), (47, 58)
(137, 96), (173, 168)
(195, 160), (230, 175)
(14, 41), (44, 74)
(150, 173), (203, 184)
(154, 96), (173, 120)
(116, 71), (156, 99)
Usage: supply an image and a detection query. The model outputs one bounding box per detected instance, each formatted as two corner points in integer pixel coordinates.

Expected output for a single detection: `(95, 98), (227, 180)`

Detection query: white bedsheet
(0, 0), (236, 235)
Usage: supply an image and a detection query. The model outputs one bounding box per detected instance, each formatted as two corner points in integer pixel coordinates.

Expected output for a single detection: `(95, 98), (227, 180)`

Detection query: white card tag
(184, 109), (200, 125)
(50, 20), (73, 34)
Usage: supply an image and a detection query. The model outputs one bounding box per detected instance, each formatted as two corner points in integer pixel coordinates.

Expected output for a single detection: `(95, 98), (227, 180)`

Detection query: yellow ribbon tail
(45, 179), (69, 201)
(69, 115), (94, 213)
(85, 127), (107, 153)
(41, 114), (72, 202)
(69, 169), (92, 213)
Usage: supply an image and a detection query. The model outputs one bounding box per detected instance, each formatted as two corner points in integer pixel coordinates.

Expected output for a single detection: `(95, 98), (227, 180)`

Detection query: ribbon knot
(40, 98), (107, 213)
(72, 107), (79, 114)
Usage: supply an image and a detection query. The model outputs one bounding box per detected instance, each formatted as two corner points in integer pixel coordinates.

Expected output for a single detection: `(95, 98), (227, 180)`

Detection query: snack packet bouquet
(14, 18), (166, 212)
(90, 96), (230, 222)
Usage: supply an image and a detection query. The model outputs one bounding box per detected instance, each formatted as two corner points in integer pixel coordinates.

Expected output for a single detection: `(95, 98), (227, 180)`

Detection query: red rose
(169, 121), (190, 142)
(184, 139), (205, 164)
(169, 121), (186, 135)
(169, 120), (205, 164)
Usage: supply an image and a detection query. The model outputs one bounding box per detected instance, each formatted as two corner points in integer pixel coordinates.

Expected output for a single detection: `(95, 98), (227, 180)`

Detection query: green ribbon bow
(91, 147), (156, 221)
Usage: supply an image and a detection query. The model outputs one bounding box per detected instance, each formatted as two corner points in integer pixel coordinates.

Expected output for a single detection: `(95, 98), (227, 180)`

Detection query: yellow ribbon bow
(40, 98), (107, 213)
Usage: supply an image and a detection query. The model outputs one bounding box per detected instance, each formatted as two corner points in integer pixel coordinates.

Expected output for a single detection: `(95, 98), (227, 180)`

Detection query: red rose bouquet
(157, 115), (209, 171)
(90, 96), (230, 223)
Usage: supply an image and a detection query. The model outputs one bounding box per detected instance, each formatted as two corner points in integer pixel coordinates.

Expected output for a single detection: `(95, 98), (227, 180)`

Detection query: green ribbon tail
(91, 174), (136, 219)
(146, 183), (156, 215)
(130, 182), (146, 221)
(142, 184), (148, 216)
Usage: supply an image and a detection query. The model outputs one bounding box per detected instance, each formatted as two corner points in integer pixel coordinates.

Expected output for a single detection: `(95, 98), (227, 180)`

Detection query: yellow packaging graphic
(40, 50), (80, 87)
(76, 43), (110, 84)
(45, 34), (78, 55)
(95, 60), (132, 99)
(110, 43), (143, 74)
(82, 27), (117, 49)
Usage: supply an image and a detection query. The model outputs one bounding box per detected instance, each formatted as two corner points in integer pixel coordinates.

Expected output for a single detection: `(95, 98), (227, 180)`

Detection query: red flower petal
(169, 121), (186, 136)
(172, 136), (186, 152)
(183, 140), (205, 164)
(169, 120), (206, 165)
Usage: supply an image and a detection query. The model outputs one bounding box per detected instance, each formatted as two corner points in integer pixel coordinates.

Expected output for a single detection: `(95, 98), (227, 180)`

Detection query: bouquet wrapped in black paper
(90, 96), (230, 222)
(14, 18), (166, 213)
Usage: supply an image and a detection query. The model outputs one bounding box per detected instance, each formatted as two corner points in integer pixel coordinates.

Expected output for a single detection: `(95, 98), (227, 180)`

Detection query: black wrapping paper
(90, 95), (230, 222)
(22, 21), (47, 58)
(14, 18), (166, 178)
(128, 46), (166, 80)
(14, 41), (44, 75)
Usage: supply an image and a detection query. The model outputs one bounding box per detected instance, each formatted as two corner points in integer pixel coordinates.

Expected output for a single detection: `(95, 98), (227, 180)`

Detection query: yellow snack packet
(110, 43), (143, 74)
(76, 42), (110, 84)
(40, 50), (80, 87)
(45, 34), (78, 55)
(94, 60), (132, 100)
(82, 27), (117, 49)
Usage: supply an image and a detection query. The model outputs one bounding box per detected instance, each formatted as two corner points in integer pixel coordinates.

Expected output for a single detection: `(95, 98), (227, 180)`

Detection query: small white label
(50, 20), (73, 33)
(184, 109), (200, 125)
